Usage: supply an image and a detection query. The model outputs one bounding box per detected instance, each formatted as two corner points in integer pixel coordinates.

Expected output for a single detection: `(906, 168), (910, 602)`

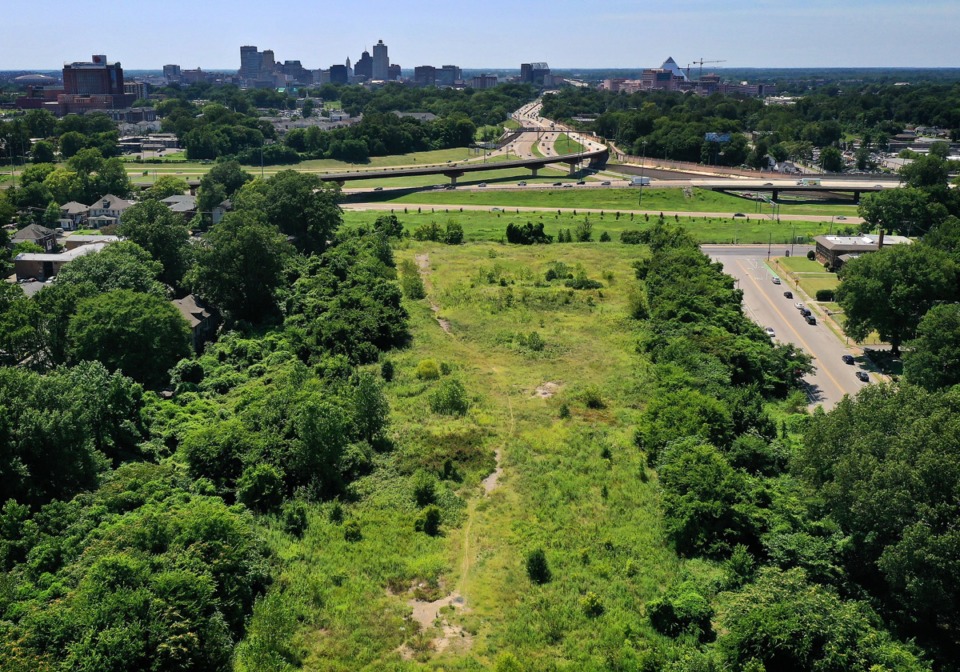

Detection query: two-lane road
(705, 246), (868, 408)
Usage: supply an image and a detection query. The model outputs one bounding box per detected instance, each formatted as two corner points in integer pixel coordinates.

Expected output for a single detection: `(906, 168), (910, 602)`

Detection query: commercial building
(414, 66), (436, 87)
(372, 40), (389, 80)
(814, 233), (913, 270)
(354, 50), (373, 80)
(520, 62), (550, 85)
(388, 64), (401, 81)
(163, 64), (181, 83)
(240, 46), (262, 82)
(469, 74), (498, 90)
(437, 65), (461, 87)
(16, 54), (136, 114)
(329, 64), (348, 85)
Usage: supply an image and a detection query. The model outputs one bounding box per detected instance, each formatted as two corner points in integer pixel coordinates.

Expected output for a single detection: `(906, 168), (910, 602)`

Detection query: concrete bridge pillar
(565, 160), (579, 176)
(530, 167), (539, 177)
(853, 190), (861, 204)
(772, 189), (779, 201)
(443, 171), (464, 186)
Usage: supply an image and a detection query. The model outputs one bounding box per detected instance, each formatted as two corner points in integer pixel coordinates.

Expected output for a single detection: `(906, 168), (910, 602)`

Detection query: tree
(526, 548), (552, 584)
(118, 200), (194, 288)
(42, 167), (83, 204)
(56, 241), (166, 296)
(820, 146), (844, 172)
(30, 140), (55, 164)
(95, 157), (133, 198)
(68, 289), (191, 388)
(186, 211), (293, 322)
(59, 130), (87, 159)
(256, 170), (342, 253)
(145, 175), (189, 201)
(903, 303), (960, 390)
(836, 244), (958, 355)
(197, 160), (252, 215)
(900, 154), (949, 189)
(858, 187), (943, 236)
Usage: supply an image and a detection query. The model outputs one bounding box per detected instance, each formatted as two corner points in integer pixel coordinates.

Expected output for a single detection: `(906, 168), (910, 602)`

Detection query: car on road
(856, 371), (869, 382)
(373, 186), (383, 191)
(764, 327), (776, 338)
(552, 182), (563, 186)
(805, 314), (817, 325)
(576, 180), (586, 185)
(771, 276), (781, 285)
(836, 216), (847, 220)
(733, 212), (746, 217)
(795, 302), (805, 311)
(478, 183), (487, 188)
(800, 307), (811, 317)
(783, 290), (793, 299)
(563, 183), (572, 188)
(601, 180), (611, 185)
(517, 181), (527, 186)
(763, 182), (773, 186)
(842, 354), (855, 365)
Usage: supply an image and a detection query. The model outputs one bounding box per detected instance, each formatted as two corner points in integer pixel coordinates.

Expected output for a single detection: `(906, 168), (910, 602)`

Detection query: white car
(764, 327), (776, 338)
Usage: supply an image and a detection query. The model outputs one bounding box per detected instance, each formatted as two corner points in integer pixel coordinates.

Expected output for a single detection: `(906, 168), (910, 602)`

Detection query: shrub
(399, 258), (426, 299)
(524, 331), (545, 352)
(329, 500), (344, 524)
(416, 359), (440, 380)
(815, 288), (835, 301)
(558, 403), (570, 419)
(574, 220), (593, 242)
(281, 500), (309, 538)
(620, 230), (645, 244)
(506, 221), (552, 244)
(581, 591), (604, 617)
(343, 520), (362, 542)
(412, 470), (437, 507)
(412, 221), (442, 241)
(526, 548), (552, 584)
(599, 231), (611, 242)
(646, 586), (713, 640)
(580, 385), (605, 409)
(380, 359), (395, 382)
(444, 221), (464, 245)
(415, 505), (442, 536)
(236, 463), (285, 513)
(429, 379), (469, 416)
(806, 250), (816, 260)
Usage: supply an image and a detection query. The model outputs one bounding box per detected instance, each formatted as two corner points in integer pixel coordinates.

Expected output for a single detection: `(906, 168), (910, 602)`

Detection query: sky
(2, 0), (959, 71)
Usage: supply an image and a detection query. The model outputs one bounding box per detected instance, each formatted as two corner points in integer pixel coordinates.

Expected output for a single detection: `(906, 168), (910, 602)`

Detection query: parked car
(856, 371), (869, 382)
(842, 354), (855, 365)
(836, 216), (847, 220)
(764, 327), (776, 338)
(783, 290), (793, 299)
(805, 314), (817, 325)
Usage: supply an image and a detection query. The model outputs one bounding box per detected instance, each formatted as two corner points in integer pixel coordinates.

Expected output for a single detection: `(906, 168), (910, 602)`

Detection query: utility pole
(767, 232), (772, 260)
(638, 140), (647, 207)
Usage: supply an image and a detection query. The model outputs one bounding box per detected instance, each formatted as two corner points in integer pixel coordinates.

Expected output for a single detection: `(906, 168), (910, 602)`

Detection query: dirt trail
(415, 253), (452, 335)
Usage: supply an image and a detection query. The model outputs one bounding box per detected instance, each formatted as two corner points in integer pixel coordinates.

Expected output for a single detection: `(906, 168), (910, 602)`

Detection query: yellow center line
(734, 259), (848, 399)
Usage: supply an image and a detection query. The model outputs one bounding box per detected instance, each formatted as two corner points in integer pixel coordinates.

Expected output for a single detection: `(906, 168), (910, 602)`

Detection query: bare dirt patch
(534, 381), (561, 399)
(415, 253), (453, 335)
(398, 589), (471, 657)
(481, 448), (503, 494)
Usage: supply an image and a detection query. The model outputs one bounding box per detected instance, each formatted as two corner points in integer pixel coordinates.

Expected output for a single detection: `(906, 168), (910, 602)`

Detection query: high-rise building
(372, 40), (389, 80)
(520, 62), (550, 85)
(414, 66), (436, 87)
(261, 50), (276, 75)
(355, 50), (373, 80)
(163, 64), (181, 83)
(437, 65), (461, 87)
(345, 57), (353, 78)
(329, 64), (348, 85)
(388, 63), (401, 81)
(63, 55), (125, 95)
(240, 46), (261, 81)
(470, 74), (498, 90)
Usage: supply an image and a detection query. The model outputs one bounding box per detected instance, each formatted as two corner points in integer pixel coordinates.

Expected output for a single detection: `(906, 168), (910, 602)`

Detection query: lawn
(342, 208), (836, 245)
(553, 133), (585, 156)
(777, 256), (829, 274)
(379, 187), (859, 218)
(243, 241), (691, 669)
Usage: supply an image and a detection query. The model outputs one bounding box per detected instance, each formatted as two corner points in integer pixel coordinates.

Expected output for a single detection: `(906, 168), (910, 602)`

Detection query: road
(704, 246), (868, 408)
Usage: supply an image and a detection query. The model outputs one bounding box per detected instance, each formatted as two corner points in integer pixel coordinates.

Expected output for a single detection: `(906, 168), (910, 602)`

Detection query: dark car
(373, 186), (383, 191)
(856, 371), (869, 382)
(805, 314), (817, 325)
(552, 182), (563, 186)
(783, 290), (793, 299)
(842, 354), (855, 365)
(733, 212), (746, 218)
(576, 180), (586, 185)
(800, 308), (811, 317)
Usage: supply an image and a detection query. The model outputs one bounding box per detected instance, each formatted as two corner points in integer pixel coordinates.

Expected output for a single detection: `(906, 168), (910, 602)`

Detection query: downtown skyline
(1, 0), (958, 70)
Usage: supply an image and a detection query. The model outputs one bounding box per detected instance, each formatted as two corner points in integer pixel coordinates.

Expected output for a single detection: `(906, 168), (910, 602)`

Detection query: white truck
(796, 178), (821, 186)
(630, 176), (651, 186)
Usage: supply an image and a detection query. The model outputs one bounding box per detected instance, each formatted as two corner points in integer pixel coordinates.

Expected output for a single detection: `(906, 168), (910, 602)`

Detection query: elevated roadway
(692, 178), (899, 202)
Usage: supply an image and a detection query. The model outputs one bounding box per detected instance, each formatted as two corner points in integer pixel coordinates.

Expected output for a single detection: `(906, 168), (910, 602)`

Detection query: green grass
(378, 187), (860, 217)
(503, 119), (520, 130)
(554, 133), (584, 156)
(777, 256), (829, 274)
(342, 209), (836, 245)
(242, 241), (691, 669)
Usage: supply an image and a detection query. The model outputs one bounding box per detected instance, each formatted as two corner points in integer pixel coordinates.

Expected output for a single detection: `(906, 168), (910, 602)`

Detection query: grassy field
(554, 133), (585, 156)
(346, 167), (570, 190)
(380, 187), (860, 218)
(245, 241), (693, 669)
(342, 209), (837, 245)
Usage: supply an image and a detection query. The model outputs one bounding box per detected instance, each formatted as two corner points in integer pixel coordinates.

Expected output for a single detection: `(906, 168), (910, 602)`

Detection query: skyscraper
(240, 46), (261, 82)
(372, 40), (389, 81)
(355, 50), (373, 80)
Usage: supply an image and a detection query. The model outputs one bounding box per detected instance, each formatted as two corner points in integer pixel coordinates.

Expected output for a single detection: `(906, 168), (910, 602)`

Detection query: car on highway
(562, 183), (573, 188)
(771, 276), (781, 284)
(478, 183), (487, 188)
(552, 182), (562, 186)
(856, 371), (869, 382)
(783, 290), (793, 299)
(734, 212), (746, 217)
(837, 216), (847, 220)
(601, 181), (611, 185)
(805, 314), (817, 325)
(373, 186), (383, 191)
(764, 327), (776, 338)
(576, 180), (586, 185)
(517, 181), (527, 186)
(764, 182), (773, 186)
(795, 302), (805, 311)
(842, 354), (855, 365)
(800, 308), (812, 317)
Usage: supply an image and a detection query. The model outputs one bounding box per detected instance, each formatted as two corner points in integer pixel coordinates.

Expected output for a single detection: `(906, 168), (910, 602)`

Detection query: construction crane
(690, 58), (726, 81)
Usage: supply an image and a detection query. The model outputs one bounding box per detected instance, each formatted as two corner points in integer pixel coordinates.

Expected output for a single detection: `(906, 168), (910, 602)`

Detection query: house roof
(815, 234), (913, 253)
(65, 234), (121, 246)
(162, 194), (197, 213)
(173, 294), (213, 329)
(93, 194), (133, 211)
(16, 243), (107, 262)
(60, 201), (90, 214)
(12, 224), (56, 242)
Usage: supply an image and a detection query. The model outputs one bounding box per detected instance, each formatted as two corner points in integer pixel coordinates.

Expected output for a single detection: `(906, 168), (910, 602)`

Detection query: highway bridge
(690, 178), (900, 203)
(315, 147), (609, 186)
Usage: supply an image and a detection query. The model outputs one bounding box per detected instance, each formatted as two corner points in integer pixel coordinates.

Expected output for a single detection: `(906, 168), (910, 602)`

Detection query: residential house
(172, 294), (219, 352)
(211, 199), (233, 225)
(161, 194), (197, 220)
(88, 194), (134, 226)
(12, 224), (57, 252)
(14, 243), (107, 281)
(59, 201), (90, 228)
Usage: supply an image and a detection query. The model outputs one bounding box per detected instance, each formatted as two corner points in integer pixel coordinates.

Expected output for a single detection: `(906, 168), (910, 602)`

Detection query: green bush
(646, 584), (714, 640)
(526, 548), (552, 584)
(343, 520), (362, 542)
(412, 470), (437, 507)
(599, 231), (611, 242)
(281, 500), (309, 538)
(416, 359), (440, 380)
(236, 463), (285, 513)
(579, 385), (605, 409)
(581, 591), (604, 617)
(815, 288), (835, 301)
(380, 359), (395, 382)
(574, 220), (593, 242)
(807, 250), (816, 260)
(429, 378), (469, 416)
(415, 505), (442, 536)
(399, 258), (426, 299)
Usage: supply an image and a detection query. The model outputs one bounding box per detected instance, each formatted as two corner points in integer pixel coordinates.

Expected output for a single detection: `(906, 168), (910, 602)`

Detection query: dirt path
(415, 253), (452, 335)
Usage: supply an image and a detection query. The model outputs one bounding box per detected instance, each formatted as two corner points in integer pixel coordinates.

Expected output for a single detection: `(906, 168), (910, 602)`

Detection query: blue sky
(2, 0), (958, 70)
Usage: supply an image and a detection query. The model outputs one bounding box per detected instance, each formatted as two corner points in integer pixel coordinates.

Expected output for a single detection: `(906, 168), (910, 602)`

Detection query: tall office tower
(388, 64), (401, 81)
(372, 39), (389, 80)
(345, 57), (353, 78)
(260, 50), (276, 78)
(355, 50), (373, 79)
(437, 65), (461, 86)
(414, 65), (436, 87)
(329, 64), (348, 85)
(240, 46), (261, 81)
(163, 64), (181, 83)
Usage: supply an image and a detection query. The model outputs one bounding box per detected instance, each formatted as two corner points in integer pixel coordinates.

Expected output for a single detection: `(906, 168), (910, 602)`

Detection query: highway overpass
(690, 178), (899, 202)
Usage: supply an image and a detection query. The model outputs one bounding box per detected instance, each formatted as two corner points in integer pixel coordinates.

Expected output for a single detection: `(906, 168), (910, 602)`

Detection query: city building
(520, 62), (550, 85)
(163, 64), (181, 83)
(469, 74), (498, 90)
(414, 65), (436, 87)
(814, 233), (913, 270)
(355, 50), (373, 80)
(239, 46), (261, 81)
(388, 64), (401, 81)
(437, 65), (461, 87)
(329, 64), (348, 85)
(14, 242), (109, 281)
(372, 40), (389, 80)
(124, 80), (148, 100)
